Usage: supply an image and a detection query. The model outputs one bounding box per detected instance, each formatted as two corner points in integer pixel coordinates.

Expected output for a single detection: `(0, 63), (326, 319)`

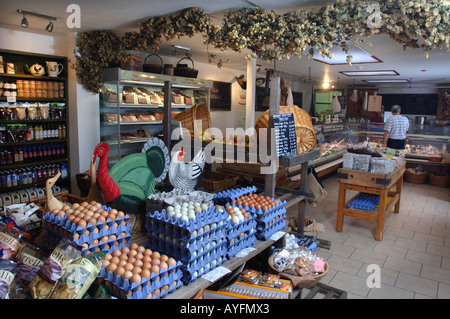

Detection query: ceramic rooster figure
(169, 147), (205, 191)
(92, 138), (170, 215)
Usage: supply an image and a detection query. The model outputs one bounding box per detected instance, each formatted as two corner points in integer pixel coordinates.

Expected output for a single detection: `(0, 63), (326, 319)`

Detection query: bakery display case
(100, 68), (212, 166)
(309, 123), (349, 175)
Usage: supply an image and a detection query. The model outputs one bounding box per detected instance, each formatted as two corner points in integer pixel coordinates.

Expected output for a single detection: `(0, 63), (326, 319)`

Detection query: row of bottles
(28, 123), (66, 141)
(0, 143), (66, 166)
(0, 162), (68, 189)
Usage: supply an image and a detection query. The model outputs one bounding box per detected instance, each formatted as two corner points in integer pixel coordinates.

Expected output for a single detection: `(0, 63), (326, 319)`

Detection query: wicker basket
(429, 173), (449, 188)
(173, 103), (211, 139)
(255, 105), (316, 155)
(142, 53), (163, 74)
(174, 56), (198, 78)
(268, 248), (329, 289)
(405, 169), (427, 184)
(200, 171), (239, 192)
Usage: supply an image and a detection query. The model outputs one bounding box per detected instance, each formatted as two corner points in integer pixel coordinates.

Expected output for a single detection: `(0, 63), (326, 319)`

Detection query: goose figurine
(46, 172), (64, 211)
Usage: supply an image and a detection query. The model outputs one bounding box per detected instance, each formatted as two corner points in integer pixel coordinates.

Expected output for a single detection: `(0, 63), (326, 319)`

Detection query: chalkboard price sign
(210, 81), (232, 111)
(380, 94), (438, 115)
(272, 113), (298, 157)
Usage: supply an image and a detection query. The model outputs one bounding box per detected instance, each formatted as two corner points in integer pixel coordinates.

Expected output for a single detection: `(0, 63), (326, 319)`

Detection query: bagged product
(51, 251), (106, 299)
(15, 241), (46, 293)
(29, 238), (81, 299)
(0, 223), (24, 261)
(0, 260), (19, 299)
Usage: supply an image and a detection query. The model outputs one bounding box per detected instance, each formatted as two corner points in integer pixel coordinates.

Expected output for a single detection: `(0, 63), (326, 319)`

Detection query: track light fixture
(21, 12), (28, 28)
(46, 20), (54, 32)
(17, 9), (56, 32)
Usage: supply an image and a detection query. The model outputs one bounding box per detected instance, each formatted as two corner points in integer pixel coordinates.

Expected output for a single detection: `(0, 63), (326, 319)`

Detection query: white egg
(180, 215), (189, 223)
(204, 243), (210, 250)
(167, 206), (174, 211)
(204, 224), (210, 232)
(182, 202), (188, 207)
(188, 201), (194, 206)
(188, 212), (196, 220)
(231, 216), (240, 224)
(174, 204), (181, 210)
(238, 214), (244, 222)
(167, 210), (175, 217)
(192, 230), (198, 237)
(211, 222), (217, 229)
(201, 203), (208, 211)
(194, 202), (200, 207)
(174, 212), (182, 219)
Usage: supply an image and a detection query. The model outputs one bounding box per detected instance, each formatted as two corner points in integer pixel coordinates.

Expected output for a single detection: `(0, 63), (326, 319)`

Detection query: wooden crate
(337, 161), (406, 189)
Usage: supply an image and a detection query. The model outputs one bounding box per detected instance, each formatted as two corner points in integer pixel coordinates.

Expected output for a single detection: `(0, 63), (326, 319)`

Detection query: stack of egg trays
(253, 199), (288, 240)
(98, 251), (184, 299)
(224, 203), (258, 259)
(213, 185), (257, 205)
(42, 206), (132, 256)
(145, 206), (229, 284)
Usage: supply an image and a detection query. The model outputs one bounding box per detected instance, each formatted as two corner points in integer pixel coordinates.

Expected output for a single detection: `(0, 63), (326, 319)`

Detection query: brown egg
(106, 263), (117, 273)
(67, 215), (75, 222)
(142, 255), (152, 264)
(141, 269), (151, 279)
(132, 267), (142, 275)
(112, 250), (121, 258)
(131, 274), (141, 285)
(123, 270), (133, 281)
(159, 261), (169, 272)
(72, 203), (80, 209)
(102, 259), (110, 269)
(128, 257), (136, 265)
(57, 210), (66, 219)
(97, 215), (106, 224)
(124, 263), (134, 272)
(152, 288), (160, 296)
(118, 259), (127, 268)
(114, 266), (125, 277)
(72, 217), (81, 225)
(142, 262), (152, 270)
(107, 213), (116, 221)
(160, 254), (169, 262)
(134, 259), (143, 268)
(110, 256), (120, 265)
(135, 253), (144, 261)
(100, 210), (109, 217)
(130, 243), (139, 250)
(100, 236), (109, 243)
(92, 212), (101, 219)
(117, 211), (125, 219)
(136, 246), (145, 254)
(151, 251), (160, 259)
(121, 246), (131, 254)
(151, 258), (160, 266)
(168, 258), (177, 267)
(129, 249), (138, 258)
(119, 253), (128, 261)
(104, 253), (113, 261)
(151, 265), (160, 275)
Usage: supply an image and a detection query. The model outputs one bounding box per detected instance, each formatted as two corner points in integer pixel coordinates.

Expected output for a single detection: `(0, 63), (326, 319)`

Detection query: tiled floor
(286, 174), (450, 299)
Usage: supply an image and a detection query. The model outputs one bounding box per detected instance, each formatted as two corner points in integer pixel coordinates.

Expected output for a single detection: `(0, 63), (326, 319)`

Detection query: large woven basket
(174, 56), (198, 78)
(173, 103), (211, 140)
(429, 173), (449, 188)
(405, 169), (427, 184)
(255, 105), (316, 155)
(142, 53), (163, 74)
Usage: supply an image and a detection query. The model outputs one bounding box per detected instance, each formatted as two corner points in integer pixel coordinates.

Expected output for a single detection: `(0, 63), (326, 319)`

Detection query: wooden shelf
(0, 119), (67, 124)
(0, 158), (68, 170)
(0, 139), (67, 147)
(0, 73), (66, 81)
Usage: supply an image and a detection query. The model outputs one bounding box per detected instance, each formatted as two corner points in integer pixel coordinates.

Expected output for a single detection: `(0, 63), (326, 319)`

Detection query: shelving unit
(100, 67), (213, 165)
(0, 49), (70, 202)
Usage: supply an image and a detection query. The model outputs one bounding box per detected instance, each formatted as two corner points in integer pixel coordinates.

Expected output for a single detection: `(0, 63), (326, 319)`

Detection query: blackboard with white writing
(272, 113), (298, 157)
(380, 94), (438, 115)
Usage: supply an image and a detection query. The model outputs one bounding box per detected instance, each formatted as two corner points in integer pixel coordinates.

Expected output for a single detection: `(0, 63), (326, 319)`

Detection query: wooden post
(336, 183), (346, 232)
(163, 81), (172, 150)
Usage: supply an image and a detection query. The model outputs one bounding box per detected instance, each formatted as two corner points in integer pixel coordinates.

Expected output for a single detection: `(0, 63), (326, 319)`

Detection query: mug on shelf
(46, 61), (64, 77)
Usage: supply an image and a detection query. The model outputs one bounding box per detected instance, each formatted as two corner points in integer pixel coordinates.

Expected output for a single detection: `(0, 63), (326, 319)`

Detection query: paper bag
(367, 92), (382, 112)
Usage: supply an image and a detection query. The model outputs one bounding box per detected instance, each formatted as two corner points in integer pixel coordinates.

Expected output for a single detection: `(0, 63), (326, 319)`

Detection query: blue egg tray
(213, 186), (257, 205)
(98, 258), (183, 299)
(256, 218), (287, 241)
(348, 193), (380, 211)
(226, 231), (257, 259)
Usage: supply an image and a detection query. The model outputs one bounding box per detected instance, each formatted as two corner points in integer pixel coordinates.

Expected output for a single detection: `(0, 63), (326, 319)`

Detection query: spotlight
(21, 13), (28, 28)
(45, 20), (53, 32)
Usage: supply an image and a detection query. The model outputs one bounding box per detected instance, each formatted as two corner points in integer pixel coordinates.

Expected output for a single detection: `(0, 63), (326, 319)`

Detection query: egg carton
(255, 206), (287, 229)
(145, 231), (227, 264)
(256, 218), (287, 241)
(226, 231), (257, 259)
(99, 264), (183, 299)
(145, 206), (228, 241)
(180, 243), (228, 285)
(144, 279), (184, 299)
(212, 186), (257, 205)
(42, 227), (132, 256)
(251, 198), (287, 219)
(43, 205), (132, 243)
(147, 189), (214, 213)
(222, 203), (257, 238)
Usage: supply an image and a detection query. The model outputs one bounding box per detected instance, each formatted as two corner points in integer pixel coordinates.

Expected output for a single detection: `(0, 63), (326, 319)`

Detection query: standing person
(383, 105), (409, 149)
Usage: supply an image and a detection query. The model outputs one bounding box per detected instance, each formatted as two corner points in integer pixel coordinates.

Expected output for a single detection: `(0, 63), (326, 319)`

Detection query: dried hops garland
(75, 1), (450, 93)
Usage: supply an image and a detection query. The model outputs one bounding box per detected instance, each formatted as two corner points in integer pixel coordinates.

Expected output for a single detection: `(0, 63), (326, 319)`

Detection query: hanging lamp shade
(331, 95), (341, 113)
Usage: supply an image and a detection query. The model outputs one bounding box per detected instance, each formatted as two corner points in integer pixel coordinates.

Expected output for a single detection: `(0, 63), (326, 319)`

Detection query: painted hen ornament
(169, 147), (205, 191)
(92, 138), (170, 215)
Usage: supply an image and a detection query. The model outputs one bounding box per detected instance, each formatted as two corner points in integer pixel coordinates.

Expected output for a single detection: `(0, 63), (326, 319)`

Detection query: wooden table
(336, 161), (406, 241)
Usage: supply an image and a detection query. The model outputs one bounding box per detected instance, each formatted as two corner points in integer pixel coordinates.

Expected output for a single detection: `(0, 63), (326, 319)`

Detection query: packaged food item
(29, 238), (81, 299)
(27, 103), (38, 120)
(15, 103), (27, 120)
(0, 223), (23, 260)
(15, 241), (46, 293)
(50, 251), (106, 299)
(0, 260), (19, 299)
(38, 103), (49, 119)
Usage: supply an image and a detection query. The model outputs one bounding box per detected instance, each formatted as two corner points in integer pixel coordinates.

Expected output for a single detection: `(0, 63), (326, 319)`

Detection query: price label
(272, 113), (297, 157)
(6, 96), (16, 103)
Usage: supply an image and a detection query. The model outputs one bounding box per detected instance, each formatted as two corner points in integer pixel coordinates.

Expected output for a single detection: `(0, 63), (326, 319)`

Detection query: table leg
(394, 174), (403, 213)
(375, 189), (387, 241)
(336, 183), (346, 232)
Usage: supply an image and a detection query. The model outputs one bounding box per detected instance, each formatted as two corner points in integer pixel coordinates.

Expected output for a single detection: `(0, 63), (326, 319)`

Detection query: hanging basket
(255, 105), (316, 154)
(142, 53), (163, 74)
(174, 56), (198, 78)
(173, 103), (211, 140)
